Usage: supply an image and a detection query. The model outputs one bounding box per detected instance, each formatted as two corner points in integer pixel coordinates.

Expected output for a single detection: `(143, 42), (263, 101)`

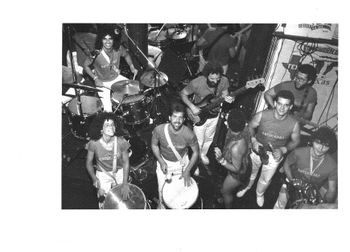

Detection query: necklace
(309, 148), (324, 177)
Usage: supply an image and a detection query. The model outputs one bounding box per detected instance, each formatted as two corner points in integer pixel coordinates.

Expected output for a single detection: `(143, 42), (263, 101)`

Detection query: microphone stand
(66, 25), (83, 116)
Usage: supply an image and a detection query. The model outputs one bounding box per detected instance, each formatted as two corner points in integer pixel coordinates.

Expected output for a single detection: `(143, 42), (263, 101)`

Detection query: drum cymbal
(140, 70), (168, 88)
(62, 83), (103, 92)
(111, 80), (140, 96)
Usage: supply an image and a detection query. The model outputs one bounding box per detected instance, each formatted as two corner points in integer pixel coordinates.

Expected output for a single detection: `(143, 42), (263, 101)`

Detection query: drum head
(103, 183), (146, 209)
(162, 175), (198, 209)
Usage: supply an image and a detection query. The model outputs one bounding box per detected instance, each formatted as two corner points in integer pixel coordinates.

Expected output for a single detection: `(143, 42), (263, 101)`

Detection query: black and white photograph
(62, 23), (338, 210)
(2, 1), (348, 251)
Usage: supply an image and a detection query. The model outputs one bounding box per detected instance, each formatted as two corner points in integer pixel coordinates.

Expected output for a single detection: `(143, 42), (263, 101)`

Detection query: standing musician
(180, 62), (234, 165)
(236, 90), (300, 207)
(196, 24), (241, 75)
(83, 27), (138, 112)
(86, 112), (131, 207)
(214, 109), (252, 208)
(274, 126), (337, 209)
(264, 64), (318, 123)
(151, 102), (199, 208)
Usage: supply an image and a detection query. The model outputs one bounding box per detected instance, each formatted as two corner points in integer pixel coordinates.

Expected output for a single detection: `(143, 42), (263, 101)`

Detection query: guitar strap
(97, 136), (119, 185)
(164, 124), (185, 168)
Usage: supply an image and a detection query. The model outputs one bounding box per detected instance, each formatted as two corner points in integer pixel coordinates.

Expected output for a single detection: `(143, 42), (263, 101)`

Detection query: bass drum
(66, 95), (103, 139)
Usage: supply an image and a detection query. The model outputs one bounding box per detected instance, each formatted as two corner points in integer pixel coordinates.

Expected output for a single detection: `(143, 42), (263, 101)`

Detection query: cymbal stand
(66, 25), (83, 116)
(122, 25), (166, 124)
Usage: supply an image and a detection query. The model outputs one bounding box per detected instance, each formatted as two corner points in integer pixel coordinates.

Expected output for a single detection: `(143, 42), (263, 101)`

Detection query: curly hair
(311, 126), (337, 153)
(202, 61), (223, 77)
(168, 102), (186, 117)
(298, 64), (317, 85)
(94, 25), (122, 50)
(227, 109), (246, 133)
(88, 112), (125, 140)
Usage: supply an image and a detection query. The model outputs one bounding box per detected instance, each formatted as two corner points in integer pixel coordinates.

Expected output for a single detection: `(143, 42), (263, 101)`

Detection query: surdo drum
(162, 174), (201, 209)
(102, 183), (147, 209)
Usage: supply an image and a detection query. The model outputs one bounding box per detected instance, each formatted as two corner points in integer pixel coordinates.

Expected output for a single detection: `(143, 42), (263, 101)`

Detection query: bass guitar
(187, 77), (265, 126)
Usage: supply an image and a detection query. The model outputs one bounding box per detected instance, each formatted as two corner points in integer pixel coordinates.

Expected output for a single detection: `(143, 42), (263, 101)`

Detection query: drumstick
(155, 24), (166, 40)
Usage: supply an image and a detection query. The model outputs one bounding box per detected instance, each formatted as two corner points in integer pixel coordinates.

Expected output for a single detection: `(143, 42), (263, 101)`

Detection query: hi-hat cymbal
(110, 80), (140, 96)
(140, 70), (168, 88)
(62, 83), (103, 92)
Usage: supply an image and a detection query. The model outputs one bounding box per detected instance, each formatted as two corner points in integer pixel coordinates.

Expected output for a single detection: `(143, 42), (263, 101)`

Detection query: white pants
(156, 155), (189, 206)
(193, 116), (219, 157)
(95, 169), (124, 195)
(246, 151), (283, 197)
(101, 75), (128, 112)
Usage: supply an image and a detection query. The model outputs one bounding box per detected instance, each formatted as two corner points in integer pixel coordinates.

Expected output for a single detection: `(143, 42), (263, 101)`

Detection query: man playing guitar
(180, 62), (234, 165)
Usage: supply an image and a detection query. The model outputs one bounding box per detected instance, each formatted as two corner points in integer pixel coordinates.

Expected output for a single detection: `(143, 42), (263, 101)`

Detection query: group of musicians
(62, 23), (338, 209)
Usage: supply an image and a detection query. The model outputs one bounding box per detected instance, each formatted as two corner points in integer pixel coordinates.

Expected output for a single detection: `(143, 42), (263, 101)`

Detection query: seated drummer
(86, 112), (131, 208)
(83, 26), (138, 112)
(151, 102), (199, 209)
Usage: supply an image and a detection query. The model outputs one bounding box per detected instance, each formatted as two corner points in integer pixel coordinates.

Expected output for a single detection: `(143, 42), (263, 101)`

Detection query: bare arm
(180, 88), (199, 114)
(285, 122), (300, 152)
(323, 180), (337, 203)
(183, 143), (199, 174)
(283, 153), (294, 181)
(248, 112), (263, 152)
(222, 140), (246, 173)
(83, 57), (96, 80)
(296, 102), (316, 121)
(264, 87), (276, 109)
(121, 148), (130, 185)
(151, 132), (167, 175)
(86, 150), (98, 185)
(123, 52), (137, 73)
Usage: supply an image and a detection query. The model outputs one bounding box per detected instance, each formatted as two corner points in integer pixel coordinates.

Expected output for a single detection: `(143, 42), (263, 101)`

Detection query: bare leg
(222, 174), (241, 209)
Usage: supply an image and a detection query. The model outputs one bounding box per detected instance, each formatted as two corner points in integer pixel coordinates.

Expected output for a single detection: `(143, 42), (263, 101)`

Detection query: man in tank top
(236, 90), (300, 207)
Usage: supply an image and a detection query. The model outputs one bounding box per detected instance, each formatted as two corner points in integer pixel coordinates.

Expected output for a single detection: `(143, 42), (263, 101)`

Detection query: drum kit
(62, 24), (203, 209)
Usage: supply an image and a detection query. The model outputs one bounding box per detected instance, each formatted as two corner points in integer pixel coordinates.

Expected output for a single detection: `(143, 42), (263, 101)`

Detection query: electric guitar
(187, 77), (265, 126)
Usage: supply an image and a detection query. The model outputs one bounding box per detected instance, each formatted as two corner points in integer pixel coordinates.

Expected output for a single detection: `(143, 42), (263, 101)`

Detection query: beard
(206, 79), (218, 88)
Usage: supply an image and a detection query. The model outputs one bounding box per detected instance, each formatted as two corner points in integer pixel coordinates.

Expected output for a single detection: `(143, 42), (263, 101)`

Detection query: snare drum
(66, 95), (103, 139)
(120, 94), (150, 125)
(102, 183), (147, 209)
(162, 175), (199, 209)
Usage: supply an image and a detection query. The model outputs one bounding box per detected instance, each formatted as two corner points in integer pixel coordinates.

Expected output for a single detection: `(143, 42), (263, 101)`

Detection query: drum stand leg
(149, 88), (168, 125)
